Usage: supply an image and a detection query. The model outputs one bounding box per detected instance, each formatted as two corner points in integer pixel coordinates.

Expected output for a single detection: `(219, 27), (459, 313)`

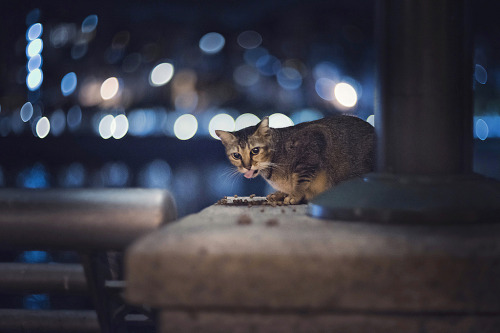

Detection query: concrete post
(309, 0), (500, 223)
(376, 0), (473, 175)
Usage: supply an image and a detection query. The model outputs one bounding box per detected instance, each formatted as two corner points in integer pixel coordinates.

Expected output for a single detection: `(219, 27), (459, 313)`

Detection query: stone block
(125, 198), (500, 314)
(159, 311), (500, 333)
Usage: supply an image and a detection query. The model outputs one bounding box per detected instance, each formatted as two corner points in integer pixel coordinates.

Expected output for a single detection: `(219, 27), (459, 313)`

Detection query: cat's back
(276, 115), (375, 181)
(280, 115), (374, 142)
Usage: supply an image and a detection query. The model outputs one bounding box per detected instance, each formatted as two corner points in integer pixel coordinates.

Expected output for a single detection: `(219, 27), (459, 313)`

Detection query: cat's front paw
(284, 195), (305, 205)
(267, 191), (287, 202)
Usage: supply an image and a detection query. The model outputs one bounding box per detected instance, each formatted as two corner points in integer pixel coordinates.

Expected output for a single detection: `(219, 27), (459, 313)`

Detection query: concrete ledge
(125, 198), (500, 315)
(160, 311), (500, 333)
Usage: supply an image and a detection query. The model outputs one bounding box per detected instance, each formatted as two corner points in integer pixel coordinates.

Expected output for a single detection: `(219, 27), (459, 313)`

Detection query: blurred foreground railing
(0, 188), (177, 333)
(0, 188), (176, 250)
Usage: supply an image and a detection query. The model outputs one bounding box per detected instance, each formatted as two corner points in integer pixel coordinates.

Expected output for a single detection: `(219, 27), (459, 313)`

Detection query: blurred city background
(0, 0), (499, 219)
(0, 0), (499, 318)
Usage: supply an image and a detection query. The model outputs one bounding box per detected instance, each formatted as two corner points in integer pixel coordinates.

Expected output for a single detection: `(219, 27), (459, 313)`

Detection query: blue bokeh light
(50, 109), (66, 136)
(255, 54), (280, 76)
(475, 64), (488, 85)
(100, 162), (130, 187)
(233, 64), (260, 87)
(61, 72), (78, 96)
(475, 118), (489, 140)
(23, 294), (50, 310)
(291, 109), (324, 124)
(17, 163), (50, 189)
(81, 15), (98, 33)
(20, 250), (50, 263)
(59, 163), (86, 187)
(71, 43), (88, 60)
(128, 109), (159, 136)
(237, 30), (262, 49)
(26, 23), (43, 41)
(138, 159), (172, 188)
(27, 54), (42, 72)
(67, 105), (82, 130)
(244, 47), (268, 66)
(199, 32), (225, 54)
(277, 67), (302, 90)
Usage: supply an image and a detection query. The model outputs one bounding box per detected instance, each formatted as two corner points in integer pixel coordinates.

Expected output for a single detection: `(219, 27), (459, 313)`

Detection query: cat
(215, 115), (375, 204)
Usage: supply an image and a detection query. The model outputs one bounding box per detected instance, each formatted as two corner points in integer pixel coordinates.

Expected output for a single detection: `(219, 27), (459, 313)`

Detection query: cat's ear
(255, 116), (270, 136)
(215, 130), (236, 145)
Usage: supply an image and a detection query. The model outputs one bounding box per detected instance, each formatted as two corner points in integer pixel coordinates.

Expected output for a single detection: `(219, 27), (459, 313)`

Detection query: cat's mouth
(243, 169), (259, 179)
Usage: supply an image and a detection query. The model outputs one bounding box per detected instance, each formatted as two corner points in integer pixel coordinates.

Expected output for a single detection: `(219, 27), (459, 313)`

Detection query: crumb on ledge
(216, 195), (303, 207)
(265, 218), (279, 227)
(237, 214), (252, 225)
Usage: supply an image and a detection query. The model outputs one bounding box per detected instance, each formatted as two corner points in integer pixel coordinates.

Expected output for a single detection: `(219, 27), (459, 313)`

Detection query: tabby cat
(215, 115), (375, 204)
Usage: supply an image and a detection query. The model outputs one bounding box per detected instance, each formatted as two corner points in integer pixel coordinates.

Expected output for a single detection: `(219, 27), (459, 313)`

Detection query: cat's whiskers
(259, 161), (283, 172)
(221, 167), (241, 179)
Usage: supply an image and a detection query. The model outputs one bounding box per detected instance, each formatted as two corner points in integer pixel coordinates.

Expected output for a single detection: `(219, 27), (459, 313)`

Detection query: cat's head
(215, 117), (272, 179)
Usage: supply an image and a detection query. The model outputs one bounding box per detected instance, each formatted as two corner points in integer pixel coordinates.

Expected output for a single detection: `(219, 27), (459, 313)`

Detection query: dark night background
(0, 0), (499, 216)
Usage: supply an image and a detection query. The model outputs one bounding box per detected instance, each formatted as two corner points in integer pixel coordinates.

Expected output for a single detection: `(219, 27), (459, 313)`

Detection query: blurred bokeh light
(0, 0), (498, 218)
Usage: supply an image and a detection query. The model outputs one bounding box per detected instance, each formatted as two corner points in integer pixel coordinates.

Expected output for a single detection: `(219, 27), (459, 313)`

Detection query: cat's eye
(231, 153), (242, 160)
(251, 147), (260, 155)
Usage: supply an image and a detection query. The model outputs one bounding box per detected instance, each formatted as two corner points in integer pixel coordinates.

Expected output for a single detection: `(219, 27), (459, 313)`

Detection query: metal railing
(0, 188), (177, 333)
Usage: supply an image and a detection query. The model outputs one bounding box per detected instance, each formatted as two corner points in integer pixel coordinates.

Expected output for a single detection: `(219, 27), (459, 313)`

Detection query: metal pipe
(0, 263), (87, 294)
(376, 0), (473, 175)
(0, 189), (177, 250)
(0, 309), (99, 333)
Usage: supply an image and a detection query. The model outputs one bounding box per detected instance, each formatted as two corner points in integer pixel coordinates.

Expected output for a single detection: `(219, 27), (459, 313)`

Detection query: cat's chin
(243, 169), (259, 179)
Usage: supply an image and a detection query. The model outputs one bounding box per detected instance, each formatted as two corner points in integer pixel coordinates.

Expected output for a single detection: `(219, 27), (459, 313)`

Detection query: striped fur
(216, 115), (375, 204)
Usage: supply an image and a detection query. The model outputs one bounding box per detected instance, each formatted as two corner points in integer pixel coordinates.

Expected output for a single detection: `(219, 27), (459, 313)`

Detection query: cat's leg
(284, 172), (314, 204)
(284, 131), (325, 205)
(285, 157), (327, 204)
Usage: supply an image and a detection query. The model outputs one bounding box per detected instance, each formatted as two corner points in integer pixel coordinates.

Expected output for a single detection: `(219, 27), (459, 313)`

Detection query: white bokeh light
(174, 114), (198, 140)
(100, 77), (119, 100)
(99, 115), (115, 139)
(36, 117), (50, 138)
(269, 113), (294, 128)
(367, 115), (375, 127)
(27, 68), (43, 91)
(26, 38), (43, 57)
(150, 63), (174, 87)
(334, 82), (358, 108)
(20, 102), (34, 122)
(209, 113), (235, 139)
(234, 113), (260, 131)
(113, 114), (129, 139)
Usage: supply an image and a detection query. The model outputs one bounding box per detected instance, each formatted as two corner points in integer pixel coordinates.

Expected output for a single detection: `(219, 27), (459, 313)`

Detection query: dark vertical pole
(309, 0), (500, 223)
(376, 0), (473, 175)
